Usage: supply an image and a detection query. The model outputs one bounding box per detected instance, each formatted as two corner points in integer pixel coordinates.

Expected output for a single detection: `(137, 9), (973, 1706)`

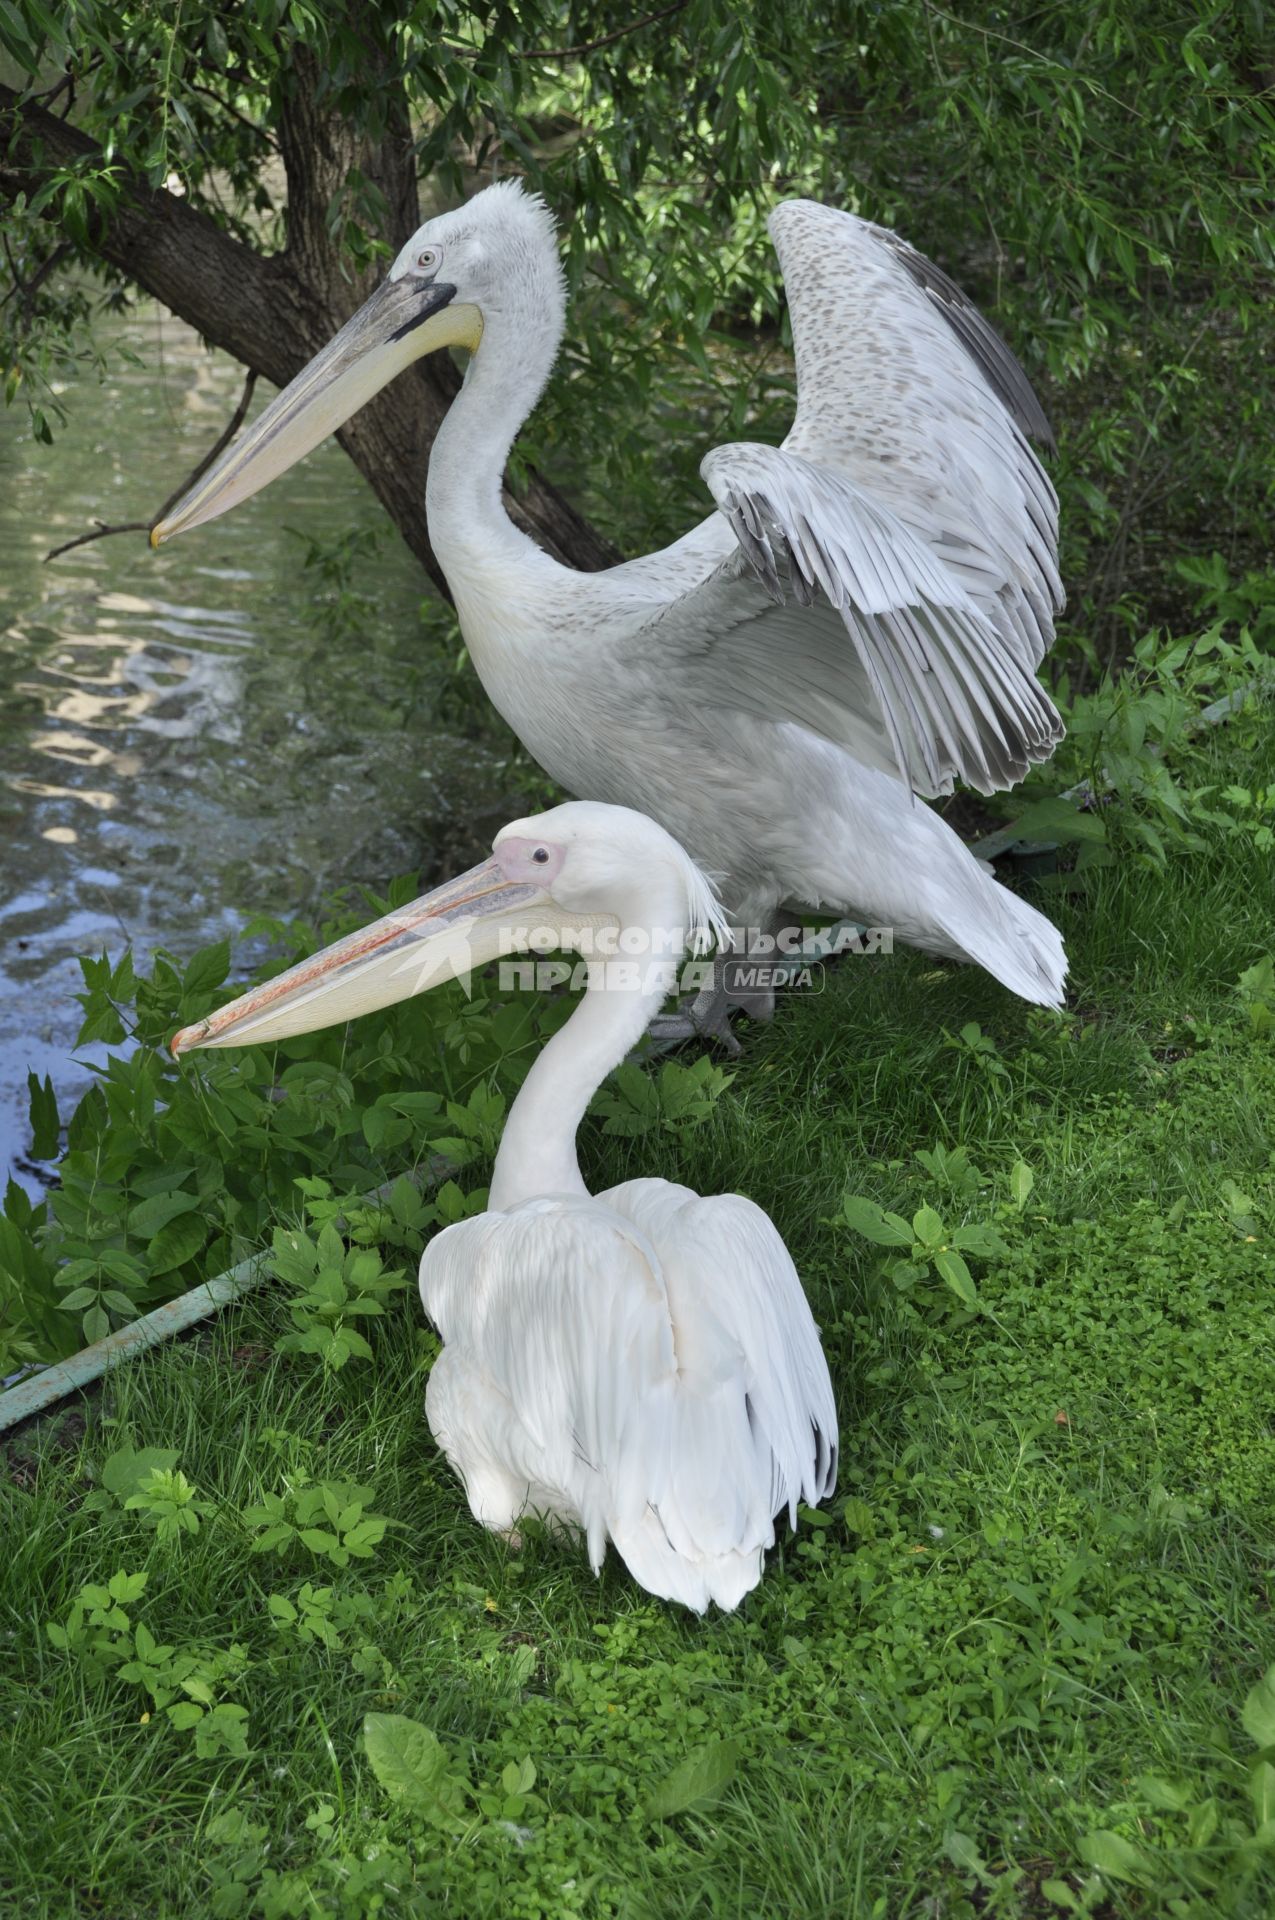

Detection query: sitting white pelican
(171, 801), (838, 1611)
(154, 184), (1067, 1037)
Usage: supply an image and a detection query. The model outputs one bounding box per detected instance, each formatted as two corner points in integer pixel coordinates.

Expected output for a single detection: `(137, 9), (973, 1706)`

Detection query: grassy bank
(1, 719), (1273, 1919)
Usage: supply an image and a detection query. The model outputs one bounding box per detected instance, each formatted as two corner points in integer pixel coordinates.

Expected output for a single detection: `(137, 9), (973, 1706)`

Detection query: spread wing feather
(702, 444), (1063, 794)
(635, 200), (1065, 798)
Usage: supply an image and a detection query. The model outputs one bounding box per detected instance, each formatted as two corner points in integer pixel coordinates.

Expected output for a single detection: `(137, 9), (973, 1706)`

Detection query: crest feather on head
(468, 180), (561, 263)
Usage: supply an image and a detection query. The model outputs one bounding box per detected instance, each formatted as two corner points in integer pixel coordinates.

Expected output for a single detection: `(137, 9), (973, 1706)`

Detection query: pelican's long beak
(170, 860), (550, 1057)
(151, 277), (483, 545)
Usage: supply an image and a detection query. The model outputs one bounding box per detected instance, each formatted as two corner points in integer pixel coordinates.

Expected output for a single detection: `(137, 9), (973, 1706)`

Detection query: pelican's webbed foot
(648, 988), (744, 1055)
(646, 941), (779, 1055)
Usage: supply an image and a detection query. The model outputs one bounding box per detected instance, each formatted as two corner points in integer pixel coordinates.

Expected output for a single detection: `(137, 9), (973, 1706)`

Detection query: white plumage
(422, 1177), (836, 1613)
(156, 182), (1069, 1018)
(172, 801), (839, 1611)
(414, 805), (838, 1611)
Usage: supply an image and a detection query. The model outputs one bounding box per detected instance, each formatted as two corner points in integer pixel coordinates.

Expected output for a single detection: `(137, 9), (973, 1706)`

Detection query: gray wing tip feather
(871, 226), (1056, 454)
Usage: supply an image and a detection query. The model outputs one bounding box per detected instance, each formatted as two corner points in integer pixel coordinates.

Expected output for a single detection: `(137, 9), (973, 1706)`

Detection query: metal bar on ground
(0, 1159), (448, 1436)
(0, 1253), (267, 1434)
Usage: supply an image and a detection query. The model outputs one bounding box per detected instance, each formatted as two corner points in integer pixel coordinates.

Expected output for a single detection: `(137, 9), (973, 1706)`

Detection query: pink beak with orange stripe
(170, 859), (551, 1057)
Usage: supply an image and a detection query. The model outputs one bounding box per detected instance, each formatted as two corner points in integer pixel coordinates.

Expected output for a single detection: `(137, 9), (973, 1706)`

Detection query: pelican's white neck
(488, 894), (686, 1212)
(425, 267), (567, 579)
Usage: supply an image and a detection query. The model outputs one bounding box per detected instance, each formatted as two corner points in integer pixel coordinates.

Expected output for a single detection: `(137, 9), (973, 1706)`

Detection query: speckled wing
(638, 201), (1064, 797)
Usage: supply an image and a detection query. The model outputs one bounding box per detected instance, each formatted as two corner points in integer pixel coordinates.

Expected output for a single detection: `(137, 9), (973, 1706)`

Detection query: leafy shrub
(268, 1220), (409, 1371)
(0, 884), (569, 1382)
(242, 1481), (393, 1570)
(592, 1055), (735, 1137)
(832, 1147), (1032, 1312)
(46, 1569), (251, 1757)
(1237, 958), (1275, 1038)
(993, 590), (1275, 876)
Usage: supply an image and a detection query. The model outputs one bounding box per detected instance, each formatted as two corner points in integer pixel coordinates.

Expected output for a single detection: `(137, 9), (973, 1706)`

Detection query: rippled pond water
(1, 305), (512, 1193)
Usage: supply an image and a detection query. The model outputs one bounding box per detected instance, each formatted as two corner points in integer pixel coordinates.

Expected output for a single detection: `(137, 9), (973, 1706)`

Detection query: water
(0, 304), (511, 1193)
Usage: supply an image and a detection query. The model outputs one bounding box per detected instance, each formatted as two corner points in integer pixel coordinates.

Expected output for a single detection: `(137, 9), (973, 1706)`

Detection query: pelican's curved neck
(425, 291), (566, 581)
(488, 903), (686, 1212)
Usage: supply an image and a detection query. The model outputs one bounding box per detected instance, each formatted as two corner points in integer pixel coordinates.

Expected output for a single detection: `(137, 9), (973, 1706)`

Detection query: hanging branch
(0, 237), (74, 319)
(440, 0), (687, 61)
(515, 1), (687, 57)
(185, 80), (279, 149)
(44, 369), (258, 562)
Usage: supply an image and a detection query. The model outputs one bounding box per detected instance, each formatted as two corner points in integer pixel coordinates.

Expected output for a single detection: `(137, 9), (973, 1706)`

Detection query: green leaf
(1007, 798), (1108, 845)
(183, 941), (231, 996)
(839, 1197), (913, 1246)
(912, 1204), (945, 1248)
(949, 1223), (1008, 1258)
(644, 1738), (740, 1820)
(103, 1447), (181, 1501)
(1187, 1797), (1219, 1848)
(363, 1712), (464, 1820)
(1078, 1830), (1155, 1885)
(195, 1704), (250, 1757)
(148, 1212), (207, 1277)
(1136, 1775), (1192, 1811)
(130, 1189), (199, 1238)
(501, 1756), (537, 1796)
(1250, 1759), (1275, 1827)
(336, 1326), (374, 1363)
(933, 1247), (979, 1307)
(943, 1830), (987, 1877)
(506, 1644), (536, 1689)
(249, 1525), (293, 1555)
(205, 14), (228, 66)
(110, 951), (136, 1002)
(1243, 1664), (1275, 1748)
(1238, 955), (1274, 1004)
(27, 1071), (60, 1160)
(841, 1496), (873, 1536)
(107, 1570), (148, 1604)
(99, 1250), (146, 1288)
(1010, 1160), (1035, 1209)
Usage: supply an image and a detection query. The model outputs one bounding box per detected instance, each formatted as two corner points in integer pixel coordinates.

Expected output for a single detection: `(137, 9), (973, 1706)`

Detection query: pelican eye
(416, 245), (442, 273)
(531, 847), (550, 865)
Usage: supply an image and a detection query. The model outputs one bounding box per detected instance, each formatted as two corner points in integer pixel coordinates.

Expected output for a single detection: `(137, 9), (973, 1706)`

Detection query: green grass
(2, 725), (1274, 1919)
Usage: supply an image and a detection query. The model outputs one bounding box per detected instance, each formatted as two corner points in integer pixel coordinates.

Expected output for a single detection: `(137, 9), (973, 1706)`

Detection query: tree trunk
(0, 76), (619, 592)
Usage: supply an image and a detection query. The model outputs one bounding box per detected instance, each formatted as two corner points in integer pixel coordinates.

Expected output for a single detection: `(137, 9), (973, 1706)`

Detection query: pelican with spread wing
(173, 802), (838, 1612)
(154, 184), (1067, 1036)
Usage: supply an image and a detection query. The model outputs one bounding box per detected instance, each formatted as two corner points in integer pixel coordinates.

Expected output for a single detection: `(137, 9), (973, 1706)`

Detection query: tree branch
(186, 80), (279, 149)
(0, 236), (73, 317)
(0, 81), (304, 390)
(0, 78), (618, 585)
(45, 369), (258, 561)
(515, 0), (687, 59)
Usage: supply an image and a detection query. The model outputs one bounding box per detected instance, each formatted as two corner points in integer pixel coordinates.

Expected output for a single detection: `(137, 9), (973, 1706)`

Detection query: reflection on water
(1, 304), (510, 1193)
